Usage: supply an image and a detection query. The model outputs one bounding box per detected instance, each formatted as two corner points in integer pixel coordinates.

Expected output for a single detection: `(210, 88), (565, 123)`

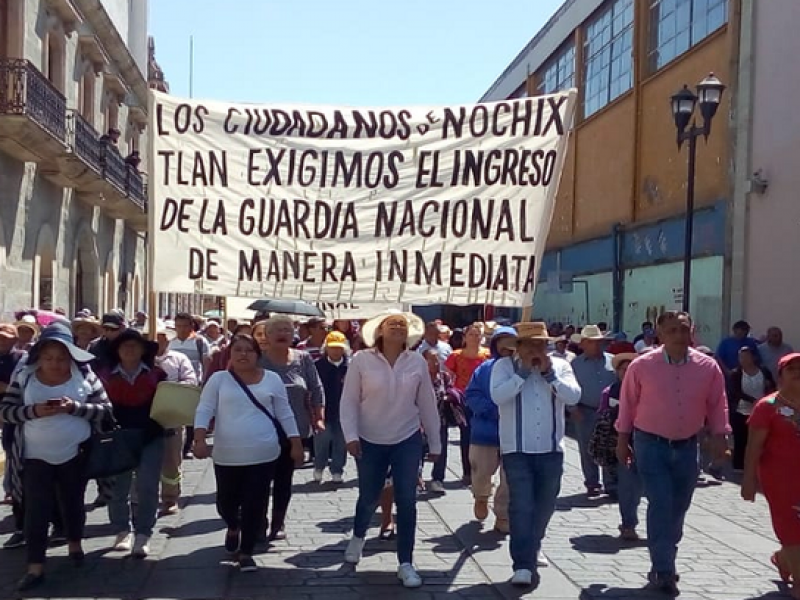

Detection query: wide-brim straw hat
(574, 324), (606, 342)
(71, 316), (102, 336)
(612, 353), (638, 370)
(514, 321), (553, 342)
(14, 316), (40, 337)
(361, 310), (424, 348)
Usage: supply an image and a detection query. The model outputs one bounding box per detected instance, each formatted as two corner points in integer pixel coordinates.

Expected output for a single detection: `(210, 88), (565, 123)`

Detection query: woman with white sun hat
(340, 310), (441, 588)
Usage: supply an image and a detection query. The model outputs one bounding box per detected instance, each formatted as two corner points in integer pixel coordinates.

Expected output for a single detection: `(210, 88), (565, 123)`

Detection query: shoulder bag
(228, 369), (290, 454)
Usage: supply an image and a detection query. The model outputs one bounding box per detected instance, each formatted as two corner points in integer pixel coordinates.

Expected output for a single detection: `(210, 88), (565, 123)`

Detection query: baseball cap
(778, 353), (800, 373)
(0, 323), (18, 339)
(101, 313), (125, 329)
(324, 331), (348, 349)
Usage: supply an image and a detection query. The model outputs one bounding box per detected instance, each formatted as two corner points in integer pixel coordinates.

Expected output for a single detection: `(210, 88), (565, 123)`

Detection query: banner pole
(147, 89), (158, 341)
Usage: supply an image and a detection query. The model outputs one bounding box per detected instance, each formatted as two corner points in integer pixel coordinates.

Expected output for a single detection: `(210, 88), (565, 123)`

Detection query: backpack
(587, 406), (619, 468)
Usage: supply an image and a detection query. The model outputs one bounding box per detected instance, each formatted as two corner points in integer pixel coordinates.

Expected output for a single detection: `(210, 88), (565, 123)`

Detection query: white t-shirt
(22, 370), (92, 464)
(194, 370), (300, 466)
(738, 370), (765, 415)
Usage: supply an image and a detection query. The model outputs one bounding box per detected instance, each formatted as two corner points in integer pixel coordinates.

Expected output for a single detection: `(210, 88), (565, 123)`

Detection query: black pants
(214, 461), (275, 556)
(183, 426), (194, 455)
(24, 455), (87, 564)
(265, 449), (294, 536)
(731, 411), (749, 470)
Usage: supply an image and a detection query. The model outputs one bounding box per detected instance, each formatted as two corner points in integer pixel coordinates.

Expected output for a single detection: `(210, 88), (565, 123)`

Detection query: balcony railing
(67, 110), (102, 172)
(101, 144), (127, 192)
(126, 166), (145, 208)
(0, 58), (66, 140)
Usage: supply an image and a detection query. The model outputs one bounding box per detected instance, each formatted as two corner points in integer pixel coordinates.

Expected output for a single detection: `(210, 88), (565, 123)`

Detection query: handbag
(150, 381), (203, 428)
(83, 420), (146, 479)
(587, 407), (619, 468)
(228, 369), (290, 454)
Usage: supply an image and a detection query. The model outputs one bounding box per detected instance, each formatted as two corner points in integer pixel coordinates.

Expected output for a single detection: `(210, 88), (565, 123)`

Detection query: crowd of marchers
(0, 306), (798, 597)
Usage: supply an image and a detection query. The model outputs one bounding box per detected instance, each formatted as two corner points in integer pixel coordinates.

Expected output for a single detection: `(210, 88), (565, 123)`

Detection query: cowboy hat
(361, 310), (424, 348)
(576, 324), (606, 341)
(612, 353), (638, 370)
(110, 328), (159, 367)
(514, 322), (553, 342)
(27, 322), (95, 364)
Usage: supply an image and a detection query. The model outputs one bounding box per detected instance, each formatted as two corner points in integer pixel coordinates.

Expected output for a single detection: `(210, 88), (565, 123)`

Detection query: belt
(634, 429), (697, 447)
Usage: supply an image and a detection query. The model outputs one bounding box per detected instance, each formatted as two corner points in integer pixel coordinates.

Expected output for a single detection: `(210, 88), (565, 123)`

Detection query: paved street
(0, 435), (788, 600)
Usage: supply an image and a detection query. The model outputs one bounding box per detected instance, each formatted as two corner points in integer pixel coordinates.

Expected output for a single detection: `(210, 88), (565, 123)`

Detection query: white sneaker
(331, 472), (343, 483)
(132, 534), (150, 558)
(511, 569), (533, 587)
(428, 480), (445, 493)
(113, 532), (133, 552)
(537, 551), (549, 567)
(397, 563), (423, 588)
(313, 469), (324, 483)
(344, 536), (365, 564)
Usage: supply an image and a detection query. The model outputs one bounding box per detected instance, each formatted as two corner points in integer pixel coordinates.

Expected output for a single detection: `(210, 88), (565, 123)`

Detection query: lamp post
(670, 73), (726, 312)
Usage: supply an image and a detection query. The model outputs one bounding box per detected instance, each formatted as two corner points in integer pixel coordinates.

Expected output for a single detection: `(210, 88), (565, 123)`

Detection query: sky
(148, 0), (565, 107)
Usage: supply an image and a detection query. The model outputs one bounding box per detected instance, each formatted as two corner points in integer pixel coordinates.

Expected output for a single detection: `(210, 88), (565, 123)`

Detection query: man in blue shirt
(716, 321), (761, 376)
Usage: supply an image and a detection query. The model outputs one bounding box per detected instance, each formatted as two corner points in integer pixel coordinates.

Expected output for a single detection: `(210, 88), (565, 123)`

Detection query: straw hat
(361, 310), (424, 348)
(14, 315), (39, 337)
(514, 322), (553, 341)
(71, 316), (102, 337)
(570, 324), (605, 344)
(612, 353), (638, 370)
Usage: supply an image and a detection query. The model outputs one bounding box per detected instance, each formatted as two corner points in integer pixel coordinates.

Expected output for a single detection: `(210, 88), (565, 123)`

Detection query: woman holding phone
(0, 323), (111, 591)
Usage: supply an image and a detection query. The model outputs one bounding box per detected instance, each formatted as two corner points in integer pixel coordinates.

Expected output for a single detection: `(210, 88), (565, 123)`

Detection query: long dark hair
(229, 333), (260, 354)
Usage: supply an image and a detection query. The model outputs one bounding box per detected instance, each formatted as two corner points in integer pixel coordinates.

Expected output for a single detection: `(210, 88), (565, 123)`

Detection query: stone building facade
(0, 0), (154, 320)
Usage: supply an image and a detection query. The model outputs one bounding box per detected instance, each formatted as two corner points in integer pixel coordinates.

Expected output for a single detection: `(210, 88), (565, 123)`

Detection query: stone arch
(33, 224), (57, 309)
(72, 225), (100, 315)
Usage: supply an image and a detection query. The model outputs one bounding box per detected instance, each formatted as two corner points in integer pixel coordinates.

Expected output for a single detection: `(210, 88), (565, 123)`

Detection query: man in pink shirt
(616, 311), (729, 596)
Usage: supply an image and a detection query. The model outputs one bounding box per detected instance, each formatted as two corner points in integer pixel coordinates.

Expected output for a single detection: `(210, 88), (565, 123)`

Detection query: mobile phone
(46, 399), (62, 407)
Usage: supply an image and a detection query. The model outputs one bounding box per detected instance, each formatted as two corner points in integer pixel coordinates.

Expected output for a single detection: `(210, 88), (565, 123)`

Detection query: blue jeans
(109, 435), (165, 537)
(504, 452), (563, 572)
(353, 431), (423, 565)
(634, 430), (699, 577)
(574, 406), (614, 490)
(617, 462), (643, 529)
(313, 421), (347, 475)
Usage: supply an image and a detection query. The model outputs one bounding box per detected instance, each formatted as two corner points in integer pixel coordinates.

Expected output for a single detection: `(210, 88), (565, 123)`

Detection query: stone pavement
(0, 435), (789, 600)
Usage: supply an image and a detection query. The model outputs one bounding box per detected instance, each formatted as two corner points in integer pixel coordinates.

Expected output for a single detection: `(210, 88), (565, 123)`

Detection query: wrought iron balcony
(101, 144), (127, 193)
(70, 111), (102, 173)
(126, 165), (145, 208)
(0, 58), (67, 162)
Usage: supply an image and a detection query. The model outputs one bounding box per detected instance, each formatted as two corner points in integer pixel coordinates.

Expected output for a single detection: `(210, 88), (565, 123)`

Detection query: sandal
(771, 551), (792, 584)
(378, 527), (396, 541)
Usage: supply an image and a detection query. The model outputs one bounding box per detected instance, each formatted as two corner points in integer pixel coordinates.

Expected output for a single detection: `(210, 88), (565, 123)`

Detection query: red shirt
(445, 349), (489, 392)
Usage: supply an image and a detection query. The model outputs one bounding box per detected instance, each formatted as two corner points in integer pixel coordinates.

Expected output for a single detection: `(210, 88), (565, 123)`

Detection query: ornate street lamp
(670, 73), (726, 312)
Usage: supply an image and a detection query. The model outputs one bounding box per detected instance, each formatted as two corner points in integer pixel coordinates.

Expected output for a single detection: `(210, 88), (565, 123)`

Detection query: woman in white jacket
(193, 335), (303, 573)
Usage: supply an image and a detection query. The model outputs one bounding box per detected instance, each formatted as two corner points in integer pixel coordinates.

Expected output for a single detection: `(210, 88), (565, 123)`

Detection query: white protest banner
(148, 90), (577, 306)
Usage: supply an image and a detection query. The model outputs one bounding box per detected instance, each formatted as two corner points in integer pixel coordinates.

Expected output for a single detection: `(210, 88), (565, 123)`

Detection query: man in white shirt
(490, 322), (581, 588)
(155, 326), (198, 514)
(417, 321), (452, 363)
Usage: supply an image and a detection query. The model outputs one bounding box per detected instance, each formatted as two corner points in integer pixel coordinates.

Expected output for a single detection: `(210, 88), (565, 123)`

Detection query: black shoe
(238, 556), (257, 572)
(49, 530), (67, 546)
(224, 530), (240, 553)
(3, 532), (26, 549)
(69, 550), (85, 566)
(17, 572), (45, 591)
(268, 528), (286, 542)
(92, 496), (108, 508)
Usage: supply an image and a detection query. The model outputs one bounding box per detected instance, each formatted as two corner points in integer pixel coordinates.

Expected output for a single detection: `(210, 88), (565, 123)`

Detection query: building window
(537, 43), (576, 95)
(583, 0), (634, 117)
(45, 34), (65, 92)
(648, 0), (728, 72)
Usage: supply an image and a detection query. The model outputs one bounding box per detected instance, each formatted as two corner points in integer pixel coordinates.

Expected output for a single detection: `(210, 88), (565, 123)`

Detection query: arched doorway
(73, 228), (100, 315)
(33, 225), (56, 310)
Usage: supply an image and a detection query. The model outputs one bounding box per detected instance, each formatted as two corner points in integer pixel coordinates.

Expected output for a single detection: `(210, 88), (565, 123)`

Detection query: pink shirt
(616, 347), (730, 440)
(339, 348), (441, 455)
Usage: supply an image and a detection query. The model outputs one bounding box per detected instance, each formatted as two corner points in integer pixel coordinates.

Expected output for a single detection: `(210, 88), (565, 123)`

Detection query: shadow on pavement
(556, 492), (615, 511)
(580, 583), (668, 599)
(314, 516), (353, 533)
(160, 517), (221, 538)
(428, 521), (504, 556)
(569, 533), (647, 554)
(291, 479), (358, 494)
